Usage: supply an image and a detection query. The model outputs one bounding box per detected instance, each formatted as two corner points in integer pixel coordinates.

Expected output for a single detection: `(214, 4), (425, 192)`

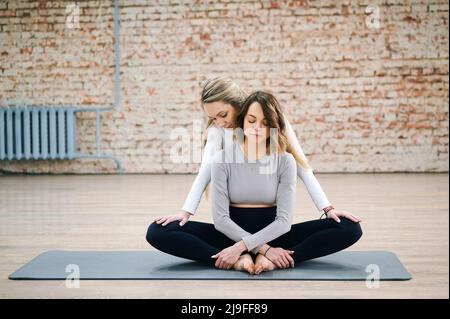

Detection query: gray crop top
(211, 141), (297, 254)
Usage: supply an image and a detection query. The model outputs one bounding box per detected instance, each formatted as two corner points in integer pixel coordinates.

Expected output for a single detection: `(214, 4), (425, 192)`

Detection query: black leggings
(146, 206), (363, 268)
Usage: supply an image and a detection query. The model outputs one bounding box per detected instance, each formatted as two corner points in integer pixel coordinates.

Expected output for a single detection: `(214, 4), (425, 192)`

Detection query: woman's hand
(326, 209), (362, 223)
(264, 247), (295, 269)
(154, 210), (192, 227)
(211, 243), (245, 270)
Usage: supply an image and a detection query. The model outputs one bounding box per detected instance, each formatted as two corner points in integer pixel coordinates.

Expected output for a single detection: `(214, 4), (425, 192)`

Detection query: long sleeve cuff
(181, 201), (198, 215)
(242, 240), (263, 255)
(297, 165), (331, 213)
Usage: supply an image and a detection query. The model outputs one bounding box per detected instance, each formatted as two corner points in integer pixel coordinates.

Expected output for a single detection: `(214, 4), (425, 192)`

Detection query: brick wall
(0, 0), (448, 174)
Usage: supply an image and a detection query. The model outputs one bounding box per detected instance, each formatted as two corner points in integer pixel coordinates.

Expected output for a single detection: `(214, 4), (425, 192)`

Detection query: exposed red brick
(0, 0), (447, 174)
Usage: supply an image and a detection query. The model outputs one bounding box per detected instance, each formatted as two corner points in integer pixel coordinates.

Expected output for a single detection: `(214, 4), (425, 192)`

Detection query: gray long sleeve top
(211, 141), (297, 254)
(182, 119), (332, 216)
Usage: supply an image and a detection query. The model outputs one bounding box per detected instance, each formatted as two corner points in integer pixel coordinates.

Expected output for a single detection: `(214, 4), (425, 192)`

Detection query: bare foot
(254, 254), (277, 275)
(233, 253), (255, 275)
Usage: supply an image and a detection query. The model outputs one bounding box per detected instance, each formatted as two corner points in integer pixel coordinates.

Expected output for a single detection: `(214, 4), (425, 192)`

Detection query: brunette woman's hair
(235, 90), (311, 170)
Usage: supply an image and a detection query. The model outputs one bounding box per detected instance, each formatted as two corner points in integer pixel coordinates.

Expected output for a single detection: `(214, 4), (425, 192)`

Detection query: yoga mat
(9, 250), (411, 281)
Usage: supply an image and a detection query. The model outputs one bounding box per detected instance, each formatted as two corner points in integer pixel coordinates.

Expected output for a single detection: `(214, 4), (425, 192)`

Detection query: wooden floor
(0, 173), (448, 298)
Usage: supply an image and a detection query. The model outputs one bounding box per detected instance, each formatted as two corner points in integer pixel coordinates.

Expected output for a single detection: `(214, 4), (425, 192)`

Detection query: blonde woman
(147, 80), (362, 274)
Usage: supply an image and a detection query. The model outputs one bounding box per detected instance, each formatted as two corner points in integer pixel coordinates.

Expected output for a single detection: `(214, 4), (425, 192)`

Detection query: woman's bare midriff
(230, 203), (275, 208)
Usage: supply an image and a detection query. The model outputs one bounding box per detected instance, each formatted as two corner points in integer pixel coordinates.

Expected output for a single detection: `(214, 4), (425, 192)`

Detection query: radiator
(0, 107), (76, 160)
(0, 0), (122, 172)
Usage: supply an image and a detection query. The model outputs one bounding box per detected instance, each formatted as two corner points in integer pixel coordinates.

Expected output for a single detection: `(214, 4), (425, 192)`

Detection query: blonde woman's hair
(201, 76), (248, 129)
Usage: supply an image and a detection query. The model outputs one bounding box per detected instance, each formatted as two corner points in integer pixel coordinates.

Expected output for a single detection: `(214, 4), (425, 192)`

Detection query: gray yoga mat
(9, 250), (411, 281)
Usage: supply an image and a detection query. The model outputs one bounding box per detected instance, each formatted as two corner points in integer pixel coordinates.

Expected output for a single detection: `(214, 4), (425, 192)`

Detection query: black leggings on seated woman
(146, 206), (363, 268)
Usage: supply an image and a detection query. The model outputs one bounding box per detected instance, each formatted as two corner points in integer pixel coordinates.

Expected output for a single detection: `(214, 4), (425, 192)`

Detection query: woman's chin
(248, 135), (267, 143)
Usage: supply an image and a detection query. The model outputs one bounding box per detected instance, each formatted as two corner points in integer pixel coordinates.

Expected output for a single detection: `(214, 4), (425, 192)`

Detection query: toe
(249, 265), (255, 275)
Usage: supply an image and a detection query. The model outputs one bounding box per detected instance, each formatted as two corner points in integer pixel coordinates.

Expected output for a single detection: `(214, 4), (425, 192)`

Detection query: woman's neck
(242, 138), (268, 161)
